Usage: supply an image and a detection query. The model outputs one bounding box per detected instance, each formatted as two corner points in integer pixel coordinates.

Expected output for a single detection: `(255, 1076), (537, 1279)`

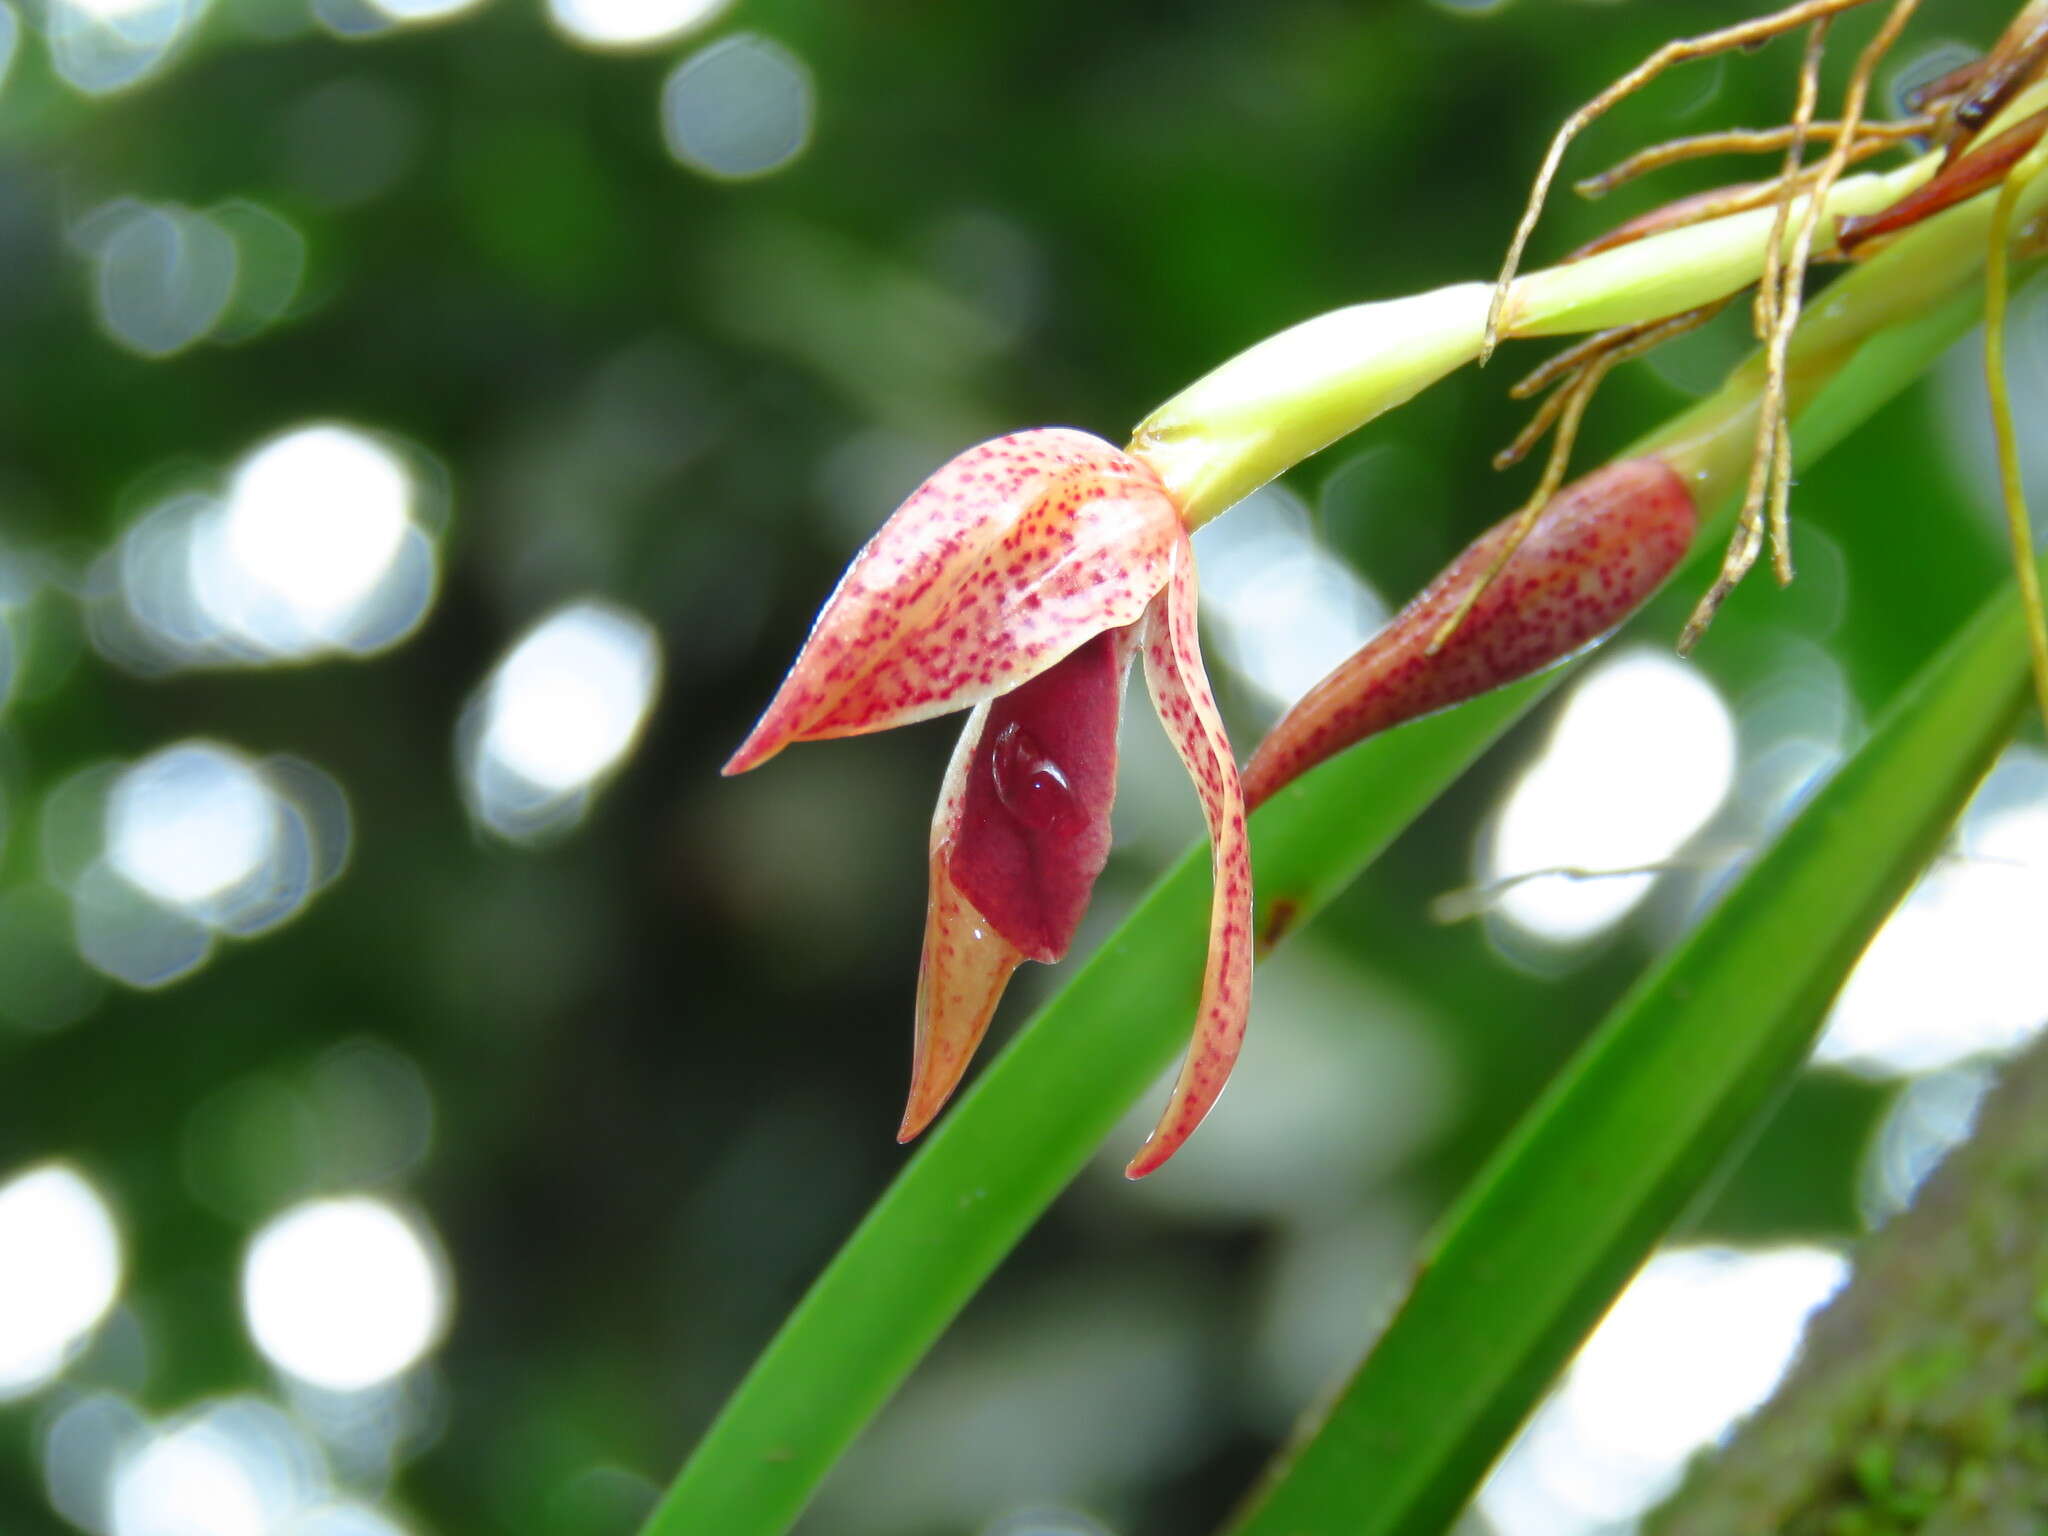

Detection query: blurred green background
(1, 0), (2044, 1533)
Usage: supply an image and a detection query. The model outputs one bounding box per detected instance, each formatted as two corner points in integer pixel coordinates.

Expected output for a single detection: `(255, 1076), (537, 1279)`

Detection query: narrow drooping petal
(901, 632), (1133, 1140)
(1242, 458), (1697, 811)
(1125, 539), (1254, 1180)
(724, 430), (1181, 775)
(902, 703), (1025, 1143)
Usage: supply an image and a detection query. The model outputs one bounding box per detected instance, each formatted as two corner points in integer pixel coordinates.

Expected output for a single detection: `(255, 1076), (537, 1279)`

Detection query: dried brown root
(1575, 116), (1929, 200)
(1432, 303), (1729, 656)
(1756, 18), (1832, 363)
(1497, 300), (1733, 473)
(1481, 0), (1888, 363)
(1565, 135), (1923, 267)
(1681, 0), (1924, 652)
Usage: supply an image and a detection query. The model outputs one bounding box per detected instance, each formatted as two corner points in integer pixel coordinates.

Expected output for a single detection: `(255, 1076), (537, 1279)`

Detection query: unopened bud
(1243, 458), (1697, 810)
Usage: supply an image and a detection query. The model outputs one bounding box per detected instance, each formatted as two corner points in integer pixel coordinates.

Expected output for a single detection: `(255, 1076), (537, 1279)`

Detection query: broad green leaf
(641, 285), (1986, 1536)
(1226, 505), (2037, 1536)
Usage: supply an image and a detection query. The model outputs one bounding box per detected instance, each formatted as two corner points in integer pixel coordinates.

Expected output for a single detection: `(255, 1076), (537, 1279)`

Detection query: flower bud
(1243, 458), (1697, 810)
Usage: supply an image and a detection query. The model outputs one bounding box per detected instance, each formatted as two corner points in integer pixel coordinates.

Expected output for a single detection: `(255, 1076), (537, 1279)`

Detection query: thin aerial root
(1680, 492), (1768, 653)
(1756, 18), (1833, 343)
(1767, 401), (1798, 583)
(1429, 856), (1720, 925)
(1750, 15), (1833, 582)
(1984, 145), (2048, 735)
(1562, 141), (1900, 264)
(1481, 0), (1886, 362)
(1433, 353), (1628, 653)
(1575, 116), (1928, 199)
(1681, 370), (1780, 655)
(1689, 0), (1920, 647)
(1510, 326), (1628, 400)
(1762, 0), (1920, 583)
(1432, 384), (1595, 652)
(1497, 301), (1732, 474)
(1496, 370), (1584, 471)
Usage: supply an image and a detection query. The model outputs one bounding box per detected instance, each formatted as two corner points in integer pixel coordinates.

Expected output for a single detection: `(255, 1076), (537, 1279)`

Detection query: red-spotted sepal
(724, 430), (1182, 775)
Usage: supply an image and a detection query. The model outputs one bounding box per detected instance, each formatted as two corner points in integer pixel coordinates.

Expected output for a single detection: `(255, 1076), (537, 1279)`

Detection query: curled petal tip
(900, 854), (1024, 1145)
(1243, 456), (1696, 809)
(720, 731), (781, 777)
(1127, 540), (1254, 1178)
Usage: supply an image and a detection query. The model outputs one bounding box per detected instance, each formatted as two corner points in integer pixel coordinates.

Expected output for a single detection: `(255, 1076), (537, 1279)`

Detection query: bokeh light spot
(92, 425), (439, 672)
(361, 0), (483, 28)
(550, 0), (726, 49)
(65, 744), (349, 987)
(1483, 648), (1736, 947)
(661, 33), (814, 181)
(288, 1504), (415, 1536)
(49, 0), (203, 94)
(1819, 745), (2048, 1075)
(981, 1513), (1114, 1536)
(1481, 1245), (1847, 1536)
(72, 860), (214, 988)
(106, 742), (276, 911)
(208, 200), (308, 342)
(281, 79), (423, 208)
(0, 1163), (123, 1399)
(464, 599), (662, 842)
(43, 1391), (147, 1534)
(1859, 1062), (1995, 1228)
(82, 201), (238, 357)
(217, 426), (414, 640)
(242, 1197), (450, 1392)
(110, 1398), (325, 1536)
(1193, 483), (1386, 711)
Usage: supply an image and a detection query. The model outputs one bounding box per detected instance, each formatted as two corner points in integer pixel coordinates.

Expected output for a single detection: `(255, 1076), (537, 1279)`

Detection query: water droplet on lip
(990, 722), (1076, 833)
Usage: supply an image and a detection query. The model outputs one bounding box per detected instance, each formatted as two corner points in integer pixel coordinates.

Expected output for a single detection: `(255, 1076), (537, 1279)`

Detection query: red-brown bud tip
(1243, 457), (1696, 810)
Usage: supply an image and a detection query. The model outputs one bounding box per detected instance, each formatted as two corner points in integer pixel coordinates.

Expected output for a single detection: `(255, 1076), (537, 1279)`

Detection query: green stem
(1136, 70), (2048, 529)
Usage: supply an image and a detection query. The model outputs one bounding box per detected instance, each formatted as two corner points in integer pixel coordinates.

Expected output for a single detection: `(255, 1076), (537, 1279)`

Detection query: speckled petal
(724, 429), (1180, 775)
(1241, 457), (1697, 811)
(1125, 538), (1254, 1180)
(900, 703), (1025, 1144)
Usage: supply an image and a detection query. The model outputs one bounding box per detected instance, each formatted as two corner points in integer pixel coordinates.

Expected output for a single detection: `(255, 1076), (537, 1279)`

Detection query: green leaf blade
(1226, 523), (2036, 1536)
(640, 682), (1545, 1536)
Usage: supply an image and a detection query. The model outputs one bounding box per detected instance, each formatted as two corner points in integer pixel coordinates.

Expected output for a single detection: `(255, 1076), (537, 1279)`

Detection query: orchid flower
(724, 428), (1251, 1178)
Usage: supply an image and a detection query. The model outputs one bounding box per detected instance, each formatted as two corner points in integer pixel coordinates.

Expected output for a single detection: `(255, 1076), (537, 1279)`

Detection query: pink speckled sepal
(900, 702), (1024, 1143)
(724, 429), (1181, 776)
(1125, 540), (1254, 1180)
(1241, 457), (1697, 811)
